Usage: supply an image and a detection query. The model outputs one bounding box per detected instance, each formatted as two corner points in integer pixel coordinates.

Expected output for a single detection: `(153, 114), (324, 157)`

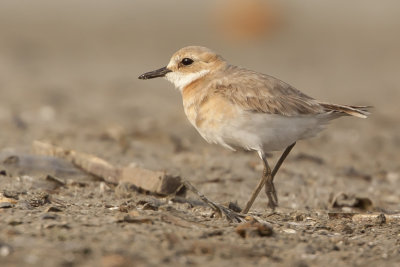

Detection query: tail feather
(319, 103), (372, 119)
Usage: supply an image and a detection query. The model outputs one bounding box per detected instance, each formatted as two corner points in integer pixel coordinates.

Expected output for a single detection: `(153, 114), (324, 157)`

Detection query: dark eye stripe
(181, 58), (194, 66)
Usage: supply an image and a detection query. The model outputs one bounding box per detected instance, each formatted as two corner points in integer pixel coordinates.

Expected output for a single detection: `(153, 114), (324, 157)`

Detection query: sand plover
(139, 46), (370, 218)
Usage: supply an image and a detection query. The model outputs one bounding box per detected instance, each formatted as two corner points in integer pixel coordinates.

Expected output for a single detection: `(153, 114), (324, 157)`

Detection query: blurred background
(1, 2), (400, 265)
(0, 0), (399, 169)
(1, 3), (400, 266)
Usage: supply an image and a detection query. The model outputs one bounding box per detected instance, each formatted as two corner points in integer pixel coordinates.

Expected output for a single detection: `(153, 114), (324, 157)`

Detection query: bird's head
(139, 46), (227, 91)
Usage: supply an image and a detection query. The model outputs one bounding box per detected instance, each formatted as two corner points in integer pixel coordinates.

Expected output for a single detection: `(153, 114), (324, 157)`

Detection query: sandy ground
(0, 1), (399, 266)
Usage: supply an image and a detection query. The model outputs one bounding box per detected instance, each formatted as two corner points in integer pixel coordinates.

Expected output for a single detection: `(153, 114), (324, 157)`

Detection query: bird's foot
(181, 179), (245, 223)
(208, 201), (246, 223)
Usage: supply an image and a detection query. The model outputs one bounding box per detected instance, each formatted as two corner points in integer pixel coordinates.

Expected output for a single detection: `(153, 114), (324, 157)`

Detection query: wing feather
(212, 66), (324, 116)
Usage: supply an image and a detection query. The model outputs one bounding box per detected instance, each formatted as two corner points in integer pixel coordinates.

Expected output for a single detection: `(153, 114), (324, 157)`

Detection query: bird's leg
(265, 142), (296, 209)
(181, 179), (245, 223)
(182, 142), (296, 218)
(242, 152), (271, 214)
(242, 142), (296, 214)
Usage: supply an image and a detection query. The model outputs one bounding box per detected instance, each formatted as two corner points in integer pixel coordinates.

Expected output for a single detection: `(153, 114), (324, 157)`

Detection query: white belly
(196, 111), (332, 152)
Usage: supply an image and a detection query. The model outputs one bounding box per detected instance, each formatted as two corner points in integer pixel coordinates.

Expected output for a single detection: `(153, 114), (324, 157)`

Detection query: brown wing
(212, 66), (325, 116)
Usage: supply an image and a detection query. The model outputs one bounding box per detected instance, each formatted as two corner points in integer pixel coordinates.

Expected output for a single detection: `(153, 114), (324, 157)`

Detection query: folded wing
(213, 65), (371, 118)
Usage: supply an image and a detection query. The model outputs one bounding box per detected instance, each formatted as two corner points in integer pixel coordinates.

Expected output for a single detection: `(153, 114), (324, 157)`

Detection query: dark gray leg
(242, 152), (272, 214)
(242, 142), (296, 214)
(265, 142), (296, 209)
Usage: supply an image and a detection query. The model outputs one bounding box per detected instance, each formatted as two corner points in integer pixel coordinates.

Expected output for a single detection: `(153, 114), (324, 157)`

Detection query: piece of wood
(32, 141), (184, 195)
(33, 141), (119, 182)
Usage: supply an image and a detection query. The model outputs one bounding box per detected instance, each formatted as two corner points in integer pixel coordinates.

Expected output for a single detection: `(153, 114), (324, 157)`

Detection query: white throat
(165, 70), (210, 92)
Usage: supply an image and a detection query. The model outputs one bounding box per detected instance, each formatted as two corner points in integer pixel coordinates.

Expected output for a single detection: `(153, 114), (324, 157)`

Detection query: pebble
(0, 244), (12, 257)
(46, 206), (63, 212)
(236, 219), (273, 238)
(283, 229), (297, 234)
(41, 213), (60, 220)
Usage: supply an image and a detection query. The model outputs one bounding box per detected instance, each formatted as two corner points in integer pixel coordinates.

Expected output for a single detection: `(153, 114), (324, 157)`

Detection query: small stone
(3, 190), (19, 200)
(118, 204), (130, 213)
(283, 228), (297, 234)
(331, 192), (373, 210)
(2, 156), (19, 165)
(29, 192), (51, 207)
(228, 201), (242, 213)
(340, 224), (354, 234)
(137, 199), (160, 211)
(295, 214), (304, 221)
(46, 206), (63, 212)
(8, 220), (23, 226)
(0, 244), (13, 257)
(236, 218), (273, 238)
(200, 230), (224, 238)
(0, 170), (6, 176)
(18, 201), (34, 210)
(99, 182), (111, 194)
(45, 175), (66, 187)
(142, 202), (158, 211)
(119, 203), (136, 213)
(41, 213), (59, 220)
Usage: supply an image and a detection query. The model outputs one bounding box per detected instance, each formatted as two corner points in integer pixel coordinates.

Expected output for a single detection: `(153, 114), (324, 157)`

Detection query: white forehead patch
(165, 70), (210, 92)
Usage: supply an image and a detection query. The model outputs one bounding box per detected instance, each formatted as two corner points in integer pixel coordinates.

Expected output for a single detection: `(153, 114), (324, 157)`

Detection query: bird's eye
(181, 58), (194, 66)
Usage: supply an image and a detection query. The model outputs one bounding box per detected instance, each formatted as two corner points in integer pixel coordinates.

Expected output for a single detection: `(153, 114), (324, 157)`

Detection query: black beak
(138, 66), (172, 80)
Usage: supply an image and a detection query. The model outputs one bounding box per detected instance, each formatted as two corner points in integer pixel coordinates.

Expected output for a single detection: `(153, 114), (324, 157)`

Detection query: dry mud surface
(1, 1), (400, 266)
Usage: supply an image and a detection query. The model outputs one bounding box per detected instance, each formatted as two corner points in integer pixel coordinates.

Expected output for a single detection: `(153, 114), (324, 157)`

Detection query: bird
(138, 46), (370, 218)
